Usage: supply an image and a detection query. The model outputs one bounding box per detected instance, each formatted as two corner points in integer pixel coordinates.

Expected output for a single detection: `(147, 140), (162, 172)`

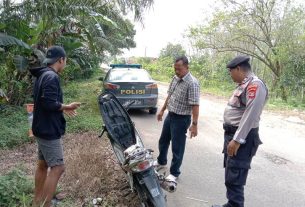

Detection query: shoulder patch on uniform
(247, 84), (258, 99)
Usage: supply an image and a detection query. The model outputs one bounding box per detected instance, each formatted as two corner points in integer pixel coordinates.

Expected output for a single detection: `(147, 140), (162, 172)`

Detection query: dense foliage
(0, 0), (153, 105)
(187, 0), (305, 102)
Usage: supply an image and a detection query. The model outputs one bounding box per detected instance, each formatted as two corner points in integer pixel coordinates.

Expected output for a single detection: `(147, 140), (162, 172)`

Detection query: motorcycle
(98, 92), (176, 207)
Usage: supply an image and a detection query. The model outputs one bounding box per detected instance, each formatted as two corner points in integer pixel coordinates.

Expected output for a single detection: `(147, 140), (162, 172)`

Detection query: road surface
(129, 83), (305, 207)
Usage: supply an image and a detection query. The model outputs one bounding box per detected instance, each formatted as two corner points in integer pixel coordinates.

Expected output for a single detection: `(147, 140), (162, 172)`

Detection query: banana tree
(0, 33), (31, 49)
(0, 32), (33, 105)
(1, 0), (152, 56)
(0, 0), (154, 105)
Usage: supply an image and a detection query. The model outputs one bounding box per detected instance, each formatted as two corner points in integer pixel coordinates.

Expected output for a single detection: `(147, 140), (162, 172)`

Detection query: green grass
(63, 72), (103, 133)
(153, 75), (305, 112)
(0, 106), (31, 149)
(266, 98), (305, 111)
(0, 167), (33, 207)
(201, 83), (235, 98)
(203, 84), (305, 111)
(56, 198), (78, 207)
(0, 70), (104, 149)
(152, 73), (172, 83)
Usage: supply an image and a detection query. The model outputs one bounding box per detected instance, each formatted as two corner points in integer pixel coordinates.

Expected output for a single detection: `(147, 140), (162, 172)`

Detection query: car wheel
(149, 108), (157, 114)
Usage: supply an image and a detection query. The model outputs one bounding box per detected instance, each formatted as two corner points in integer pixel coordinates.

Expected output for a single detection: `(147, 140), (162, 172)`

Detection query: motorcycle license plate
(150, 188), (160, 197)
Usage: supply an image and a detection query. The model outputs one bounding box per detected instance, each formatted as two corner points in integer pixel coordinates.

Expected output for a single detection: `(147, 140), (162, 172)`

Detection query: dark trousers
(157, 112), (191, 177)
(223, 125), (262, 207)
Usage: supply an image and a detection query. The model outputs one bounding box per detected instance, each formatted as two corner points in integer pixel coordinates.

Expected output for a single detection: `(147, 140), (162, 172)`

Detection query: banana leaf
(0, 88), (9, 101)
(13, 55), (29, 72)
(0, 33), (31, 50)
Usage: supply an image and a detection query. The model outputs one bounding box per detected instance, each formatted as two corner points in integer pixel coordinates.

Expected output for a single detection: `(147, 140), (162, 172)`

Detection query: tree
(159, 43), (186, 59)
(0, 0), (153, 56)
(0, 0), (154, 105)
(187, 0), (305, 101)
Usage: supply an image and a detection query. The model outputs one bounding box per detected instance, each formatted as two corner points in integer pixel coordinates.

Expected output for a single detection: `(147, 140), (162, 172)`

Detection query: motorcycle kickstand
(98, 125), (107, 138)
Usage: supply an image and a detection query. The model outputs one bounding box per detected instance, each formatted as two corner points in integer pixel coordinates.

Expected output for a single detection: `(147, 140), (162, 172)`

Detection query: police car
(101, 64), (158, 114)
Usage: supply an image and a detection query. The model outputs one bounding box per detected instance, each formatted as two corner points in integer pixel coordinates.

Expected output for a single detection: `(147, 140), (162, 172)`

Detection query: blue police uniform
(213, 56), (268, 207)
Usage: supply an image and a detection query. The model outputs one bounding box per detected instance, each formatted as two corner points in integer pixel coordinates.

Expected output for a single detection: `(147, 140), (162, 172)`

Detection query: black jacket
(30, 67), (66, 140)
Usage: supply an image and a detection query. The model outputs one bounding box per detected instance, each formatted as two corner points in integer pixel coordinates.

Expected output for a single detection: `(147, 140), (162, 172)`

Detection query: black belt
(168, 111), (190, 117)
(223, 123), (238, 134)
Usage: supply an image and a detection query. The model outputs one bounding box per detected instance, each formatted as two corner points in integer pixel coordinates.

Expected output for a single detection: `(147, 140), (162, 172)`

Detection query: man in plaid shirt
(154, 56), (200, 182)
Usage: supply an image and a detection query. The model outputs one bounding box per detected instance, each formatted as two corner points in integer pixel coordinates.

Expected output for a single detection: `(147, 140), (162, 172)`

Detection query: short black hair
(175, 55), (189, 66)
(46, 57), (65, 67)
(238, 61), (251, 71)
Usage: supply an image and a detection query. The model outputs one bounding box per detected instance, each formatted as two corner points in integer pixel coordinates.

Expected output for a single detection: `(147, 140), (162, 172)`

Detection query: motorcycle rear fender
(136, 168), (167, 207)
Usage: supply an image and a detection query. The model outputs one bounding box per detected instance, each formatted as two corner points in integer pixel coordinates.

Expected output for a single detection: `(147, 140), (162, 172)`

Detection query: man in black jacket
(30, 46), (80, 207)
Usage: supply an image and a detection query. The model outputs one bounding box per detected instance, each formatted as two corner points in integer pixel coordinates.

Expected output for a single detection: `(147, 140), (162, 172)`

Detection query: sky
(123, 0), (218, 58)
(2, 0), (216, 58)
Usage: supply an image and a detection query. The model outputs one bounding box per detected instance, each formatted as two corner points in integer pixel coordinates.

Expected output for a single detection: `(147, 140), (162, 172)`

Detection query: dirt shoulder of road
(0, 132), (140, 206)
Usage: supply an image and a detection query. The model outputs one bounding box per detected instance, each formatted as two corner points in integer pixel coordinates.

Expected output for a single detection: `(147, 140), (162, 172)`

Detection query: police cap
(226, 55), (250, 69)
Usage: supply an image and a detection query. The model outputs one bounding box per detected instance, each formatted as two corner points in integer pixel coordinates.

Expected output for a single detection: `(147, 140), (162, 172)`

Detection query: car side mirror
(98, 77), (104, 81)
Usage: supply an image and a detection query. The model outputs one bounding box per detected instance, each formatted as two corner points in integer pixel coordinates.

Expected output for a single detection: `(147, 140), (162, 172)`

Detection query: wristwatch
(192, 121), (198, 126)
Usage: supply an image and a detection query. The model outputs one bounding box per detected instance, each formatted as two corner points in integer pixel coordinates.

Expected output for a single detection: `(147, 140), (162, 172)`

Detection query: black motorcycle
(98, 92), (175, 207)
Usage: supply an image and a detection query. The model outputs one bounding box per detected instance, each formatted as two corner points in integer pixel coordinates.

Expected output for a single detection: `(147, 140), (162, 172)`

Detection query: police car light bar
(109, 64), (142, 69)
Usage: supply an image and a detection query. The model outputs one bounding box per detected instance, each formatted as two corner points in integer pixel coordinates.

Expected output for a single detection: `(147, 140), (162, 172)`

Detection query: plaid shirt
(167, 72), (200, 115)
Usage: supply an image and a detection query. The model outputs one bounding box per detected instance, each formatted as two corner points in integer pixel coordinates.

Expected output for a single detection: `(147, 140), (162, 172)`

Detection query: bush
(137, 57), (173, 82)
(0, 45), (99, 107)
(0, 168), (33, 207)
(61, 60), (97, 82)
(0, 49), (33, 106)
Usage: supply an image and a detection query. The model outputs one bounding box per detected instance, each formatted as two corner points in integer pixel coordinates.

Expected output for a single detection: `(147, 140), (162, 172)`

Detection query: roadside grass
(0, 70), (104, 150)
(0, 167), (33, 207)
(153, 74), (305, 112)
(266, 98), (305, 111)
(206, 84), (305, 112)
(201, 83), (235, 98)
(0, 106), (31, 149)
(152, 73), (172, 83)
(63, 73), (103, 133)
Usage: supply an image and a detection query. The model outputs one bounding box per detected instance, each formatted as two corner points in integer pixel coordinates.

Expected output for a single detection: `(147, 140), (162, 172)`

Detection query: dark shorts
(36, 137), (64, 167)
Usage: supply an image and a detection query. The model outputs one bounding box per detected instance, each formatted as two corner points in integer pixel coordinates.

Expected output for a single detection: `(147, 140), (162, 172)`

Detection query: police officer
(212, 55), (268, 207)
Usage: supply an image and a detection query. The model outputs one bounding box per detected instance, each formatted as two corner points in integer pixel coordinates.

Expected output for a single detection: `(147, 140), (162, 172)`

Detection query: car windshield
(108, 69), (152, 82)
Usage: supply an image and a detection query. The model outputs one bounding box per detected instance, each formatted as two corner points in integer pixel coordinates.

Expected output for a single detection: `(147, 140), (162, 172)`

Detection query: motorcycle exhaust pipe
(160, 180), (177, 193)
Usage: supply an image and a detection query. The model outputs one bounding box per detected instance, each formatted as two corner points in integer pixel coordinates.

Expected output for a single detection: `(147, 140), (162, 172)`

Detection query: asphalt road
(128, 83), (305, 207)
